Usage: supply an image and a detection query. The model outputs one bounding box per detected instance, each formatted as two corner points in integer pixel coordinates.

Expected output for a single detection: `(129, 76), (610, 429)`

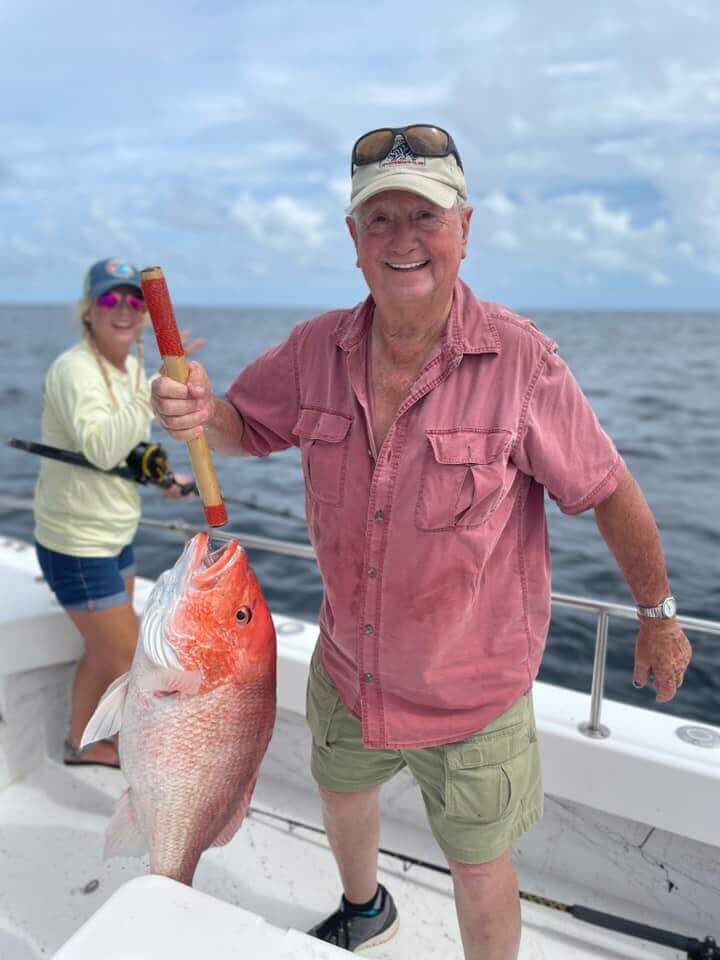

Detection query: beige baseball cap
(348, 133), (468, 215)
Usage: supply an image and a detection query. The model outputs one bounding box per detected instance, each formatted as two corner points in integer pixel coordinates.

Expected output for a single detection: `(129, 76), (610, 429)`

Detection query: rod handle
(140, 266), (227, 528)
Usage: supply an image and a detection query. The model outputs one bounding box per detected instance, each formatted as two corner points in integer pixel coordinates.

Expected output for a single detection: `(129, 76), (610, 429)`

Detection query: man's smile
(385, 260), (430, 271)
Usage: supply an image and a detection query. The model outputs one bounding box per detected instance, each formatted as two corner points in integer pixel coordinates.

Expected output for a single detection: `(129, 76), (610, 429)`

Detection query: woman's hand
(180, 327), (205, 358)
(151, 361), (216, 442)
(162, 472), (196, 498)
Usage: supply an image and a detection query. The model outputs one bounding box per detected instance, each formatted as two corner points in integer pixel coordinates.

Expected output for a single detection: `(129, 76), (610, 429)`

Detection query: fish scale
(122, 668), (274, 881)
(82, 532), (276, 886)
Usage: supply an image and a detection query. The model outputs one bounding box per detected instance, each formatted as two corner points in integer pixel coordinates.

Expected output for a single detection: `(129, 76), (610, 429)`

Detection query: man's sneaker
(307, 884), (399, 952)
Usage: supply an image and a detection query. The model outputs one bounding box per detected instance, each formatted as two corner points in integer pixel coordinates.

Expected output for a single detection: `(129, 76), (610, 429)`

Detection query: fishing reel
(125, 443), (196, 496)
(126, 442), (170, 486)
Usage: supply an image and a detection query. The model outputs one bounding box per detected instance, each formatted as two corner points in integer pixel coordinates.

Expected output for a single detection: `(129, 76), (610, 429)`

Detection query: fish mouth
(191, 532), (241, 588)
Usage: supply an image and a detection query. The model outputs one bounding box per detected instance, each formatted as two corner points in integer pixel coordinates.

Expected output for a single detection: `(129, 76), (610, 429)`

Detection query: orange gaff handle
(140, 266), (227, 528)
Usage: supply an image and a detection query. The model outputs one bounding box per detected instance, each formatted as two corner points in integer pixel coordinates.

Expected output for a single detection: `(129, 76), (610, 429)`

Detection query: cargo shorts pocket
(305, 650), (341, 749)
(294, 407), (353, 507)
(445, 704), (539, 825)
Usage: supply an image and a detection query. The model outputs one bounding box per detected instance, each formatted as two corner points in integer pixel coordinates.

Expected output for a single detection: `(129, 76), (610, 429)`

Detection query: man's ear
(460, 206), (473, 260)
(346, 216), (360, 267)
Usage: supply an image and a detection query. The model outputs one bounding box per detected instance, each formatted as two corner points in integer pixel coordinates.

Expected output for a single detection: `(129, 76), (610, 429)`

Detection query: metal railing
(551, 592), (720, 738)
(2, 494), (719, 740)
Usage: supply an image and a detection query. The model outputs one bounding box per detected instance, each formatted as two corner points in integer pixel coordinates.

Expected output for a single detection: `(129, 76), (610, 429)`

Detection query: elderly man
(150, 124), (692, 960)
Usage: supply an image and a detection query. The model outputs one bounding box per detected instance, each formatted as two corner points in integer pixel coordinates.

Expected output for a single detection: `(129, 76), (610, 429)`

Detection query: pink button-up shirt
(227, 279), (625, 748)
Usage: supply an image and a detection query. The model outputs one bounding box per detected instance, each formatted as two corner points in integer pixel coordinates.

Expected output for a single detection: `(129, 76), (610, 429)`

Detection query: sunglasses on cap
(95, 290), (145, 312)
(351, 124), (464, 175)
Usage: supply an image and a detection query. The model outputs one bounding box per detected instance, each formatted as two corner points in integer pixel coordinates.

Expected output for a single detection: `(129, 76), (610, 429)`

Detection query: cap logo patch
(105, 260), (135, 278)
(378, 134), (426, 168)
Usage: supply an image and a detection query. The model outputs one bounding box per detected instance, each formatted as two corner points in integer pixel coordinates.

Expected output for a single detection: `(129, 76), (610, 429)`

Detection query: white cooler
(54, 875), (345, 959)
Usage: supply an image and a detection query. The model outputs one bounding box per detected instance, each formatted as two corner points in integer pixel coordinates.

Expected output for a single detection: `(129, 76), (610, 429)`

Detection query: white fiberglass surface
(0, 761), (683, 960)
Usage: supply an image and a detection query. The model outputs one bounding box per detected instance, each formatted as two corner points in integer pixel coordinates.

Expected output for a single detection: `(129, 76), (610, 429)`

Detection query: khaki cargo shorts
(306, 651), (544, 864)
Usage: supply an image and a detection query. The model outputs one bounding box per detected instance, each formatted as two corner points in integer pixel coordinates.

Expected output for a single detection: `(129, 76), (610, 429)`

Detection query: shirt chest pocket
(293, 407), (353, 506)
(416, 428), (514, 531)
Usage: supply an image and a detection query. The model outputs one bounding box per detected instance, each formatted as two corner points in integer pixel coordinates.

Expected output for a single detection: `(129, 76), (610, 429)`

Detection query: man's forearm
(205, 397), (248, 456)
(594, 469), (671, 606)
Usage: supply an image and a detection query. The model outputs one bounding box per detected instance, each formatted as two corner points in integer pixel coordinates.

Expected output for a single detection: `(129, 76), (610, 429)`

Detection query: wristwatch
(636, 596), (677, 619)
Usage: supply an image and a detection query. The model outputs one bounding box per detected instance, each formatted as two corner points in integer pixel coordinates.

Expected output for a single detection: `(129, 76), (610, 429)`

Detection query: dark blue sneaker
(307, 884), (399, 952)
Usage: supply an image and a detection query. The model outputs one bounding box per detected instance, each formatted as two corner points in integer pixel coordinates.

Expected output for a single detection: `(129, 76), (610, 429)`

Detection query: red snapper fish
(82, 532), (276, 885)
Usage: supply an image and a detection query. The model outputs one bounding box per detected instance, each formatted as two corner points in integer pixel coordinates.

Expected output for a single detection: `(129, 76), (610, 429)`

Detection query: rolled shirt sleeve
(512, 349), (626, 514)
(225, 323), (304, 457)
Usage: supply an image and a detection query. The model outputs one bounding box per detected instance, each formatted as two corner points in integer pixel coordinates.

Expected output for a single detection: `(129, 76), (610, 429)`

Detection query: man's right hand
(151, 361), (216, 443)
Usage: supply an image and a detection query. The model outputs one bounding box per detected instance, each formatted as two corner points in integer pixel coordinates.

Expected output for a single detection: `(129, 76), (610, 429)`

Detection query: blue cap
(83, 259), (142, 298)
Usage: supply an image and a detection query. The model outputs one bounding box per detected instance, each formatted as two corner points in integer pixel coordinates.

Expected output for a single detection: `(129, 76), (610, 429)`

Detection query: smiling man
(150, 124), (692, 960)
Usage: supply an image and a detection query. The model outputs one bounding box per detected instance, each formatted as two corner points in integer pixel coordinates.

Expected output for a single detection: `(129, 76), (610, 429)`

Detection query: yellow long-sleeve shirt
(33, 340), (154, 556)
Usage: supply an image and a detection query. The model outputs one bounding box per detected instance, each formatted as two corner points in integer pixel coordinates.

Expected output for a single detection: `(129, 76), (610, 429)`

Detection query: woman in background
(33, 259), (200, 768)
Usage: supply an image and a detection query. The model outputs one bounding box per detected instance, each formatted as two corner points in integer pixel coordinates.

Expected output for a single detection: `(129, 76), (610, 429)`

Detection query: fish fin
(140, 598), (182, 670)
(136, 667), (203, 696)
(80, 672), (130, 748)
(104, 789), (147, 860)
(210, 774), (259, 848)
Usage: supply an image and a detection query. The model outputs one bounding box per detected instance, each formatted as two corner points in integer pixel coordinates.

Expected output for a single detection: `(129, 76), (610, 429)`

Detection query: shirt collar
(333, 279), (502, 358)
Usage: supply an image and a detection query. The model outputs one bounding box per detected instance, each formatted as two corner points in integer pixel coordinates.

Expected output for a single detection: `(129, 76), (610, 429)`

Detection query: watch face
(662, 597), (677, 617)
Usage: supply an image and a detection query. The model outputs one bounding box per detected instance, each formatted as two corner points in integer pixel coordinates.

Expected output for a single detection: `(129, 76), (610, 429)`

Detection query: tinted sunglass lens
(96, 292), (120, 309)
(404, 125), (449, 156)
(354, 129), (395, 165)
(96, 291), (144, 311)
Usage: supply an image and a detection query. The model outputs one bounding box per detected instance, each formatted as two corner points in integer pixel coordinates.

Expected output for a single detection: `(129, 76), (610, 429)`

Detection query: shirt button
(368, 567), (377, 578)
(374, 510), (384, 521)
(363, 623), (374, 635)
(363, 672), (374, 683)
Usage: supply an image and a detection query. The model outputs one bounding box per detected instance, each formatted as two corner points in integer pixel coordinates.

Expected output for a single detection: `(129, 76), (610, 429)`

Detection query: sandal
(63, 738), (121, 769)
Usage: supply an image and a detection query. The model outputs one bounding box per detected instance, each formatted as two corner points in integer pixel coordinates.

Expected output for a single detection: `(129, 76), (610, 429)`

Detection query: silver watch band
(638, 606), (664, 618)
(636, 596), (676, 619)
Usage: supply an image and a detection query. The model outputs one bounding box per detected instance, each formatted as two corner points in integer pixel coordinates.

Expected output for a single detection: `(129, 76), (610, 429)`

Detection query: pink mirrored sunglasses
(95, 290), (145, 312)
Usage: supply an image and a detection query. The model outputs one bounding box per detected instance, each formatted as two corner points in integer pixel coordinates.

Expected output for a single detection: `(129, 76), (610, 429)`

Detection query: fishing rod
(247, 805), (719, 959)
(6, 438), (306, 523)
(8, 437), (179, 486)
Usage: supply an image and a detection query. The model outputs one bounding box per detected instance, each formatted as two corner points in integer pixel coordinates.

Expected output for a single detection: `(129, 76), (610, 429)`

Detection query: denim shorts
(35, 542), (136, 612)
(306, 650), (544, 864)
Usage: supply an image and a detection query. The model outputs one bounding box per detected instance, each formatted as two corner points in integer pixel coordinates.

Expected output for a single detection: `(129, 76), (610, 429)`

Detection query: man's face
(346, 190), (472, 310)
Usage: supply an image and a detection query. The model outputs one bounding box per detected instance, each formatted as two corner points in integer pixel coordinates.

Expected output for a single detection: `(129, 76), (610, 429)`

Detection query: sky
(1, 0), (720, 309)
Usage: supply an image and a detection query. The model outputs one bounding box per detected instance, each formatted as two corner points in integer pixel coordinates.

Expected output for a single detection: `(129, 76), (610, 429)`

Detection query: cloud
(230, 193), (328, 255)
(355, 81), (454, 109)
(2, 0), (720, 304)
(544, 59), (616, 78)
(481, 191), (515, 217)
(490, 230), (520, 250)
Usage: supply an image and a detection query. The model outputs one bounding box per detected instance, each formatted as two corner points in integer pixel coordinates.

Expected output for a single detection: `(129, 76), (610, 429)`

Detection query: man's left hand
(633, 619), (692, 702)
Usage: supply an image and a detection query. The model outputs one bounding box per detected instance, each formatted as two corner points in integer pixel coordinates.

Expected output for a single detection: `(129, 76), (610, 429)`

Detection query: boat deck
(0, 759), (685, 959)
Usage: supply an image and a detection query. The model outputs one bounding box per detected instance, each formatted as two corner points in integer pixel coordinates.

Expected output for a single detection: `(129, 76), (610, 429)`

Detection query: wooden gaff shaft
(140, 266), (227, 528)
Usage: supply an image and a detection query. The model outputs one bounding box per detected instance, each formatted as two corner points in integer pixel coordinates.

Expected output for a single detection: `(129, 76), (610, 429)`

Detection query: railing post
(578, 608), (611, 739)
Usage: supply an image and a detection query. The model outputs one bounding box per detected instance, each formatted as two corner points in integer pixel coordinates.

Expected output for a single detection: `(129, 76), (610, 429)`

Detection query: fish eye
(235, 606), (253, 624)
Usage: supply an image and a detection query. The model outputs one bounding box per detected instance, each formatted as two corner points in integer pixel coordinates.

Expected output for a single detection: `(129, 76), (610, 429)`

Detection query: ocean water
(1, 303), (718, 727)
